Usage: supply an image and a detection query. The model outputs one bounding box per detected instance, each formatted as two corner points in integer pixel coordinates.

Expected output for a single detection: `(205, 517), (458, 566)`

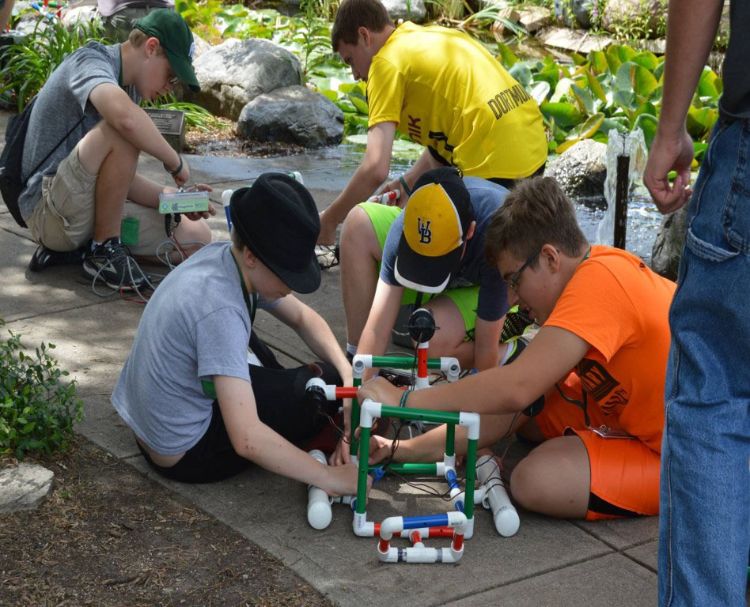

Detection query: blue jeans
(659, 118), (750, 606)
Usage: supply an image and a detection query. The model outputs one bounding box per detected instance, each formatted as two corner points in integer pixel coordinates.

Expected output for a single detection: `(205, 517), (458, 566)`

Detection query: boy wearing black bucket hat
(112, 173), (359, 494)
(18, 9), (212, 290)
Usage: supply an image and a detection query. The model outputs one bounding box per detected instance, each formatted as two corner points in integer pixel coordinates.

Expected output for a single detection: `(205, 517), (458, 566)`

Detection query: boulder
(650, 206), (687, 280)
(237, 85), (344, 148)
(518, 6), (552, 33)
(553, 0), (596, 29)
(382, 0), (427, 23)
(190, 38), (301, 121)
(546, 139), (608, 201)
(0, 463), (54, 513)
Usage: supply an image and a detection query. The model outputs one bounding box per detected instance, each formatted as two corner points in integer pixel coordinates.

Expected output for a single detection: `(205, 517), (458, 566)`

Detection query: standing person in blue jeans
(644, 1), (750, 604)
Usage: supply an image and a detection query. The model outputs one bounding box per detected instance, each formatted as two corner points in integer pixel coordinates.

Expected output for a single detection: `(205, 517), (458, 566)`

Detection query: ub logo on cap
(417, 218), (432, 244)
(395, 167), (472, 293)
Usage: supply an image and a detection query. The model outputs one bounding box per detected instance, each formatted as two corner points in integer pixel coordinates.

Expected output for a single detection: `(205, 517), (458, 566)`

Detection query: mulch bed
(0, 438), (334, 607)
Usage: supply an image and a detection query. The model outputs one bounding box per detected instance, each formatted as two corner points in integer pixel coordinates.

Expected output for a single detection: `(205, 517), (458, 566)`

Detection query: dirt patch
(185, 121), (309, 159)
(0, 438), (334, 607)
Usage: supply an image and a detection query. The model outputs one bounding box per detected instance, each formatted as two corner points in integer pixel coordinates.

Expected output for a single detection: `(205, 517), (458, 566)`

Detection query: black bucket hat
(230, 173), (321, 294)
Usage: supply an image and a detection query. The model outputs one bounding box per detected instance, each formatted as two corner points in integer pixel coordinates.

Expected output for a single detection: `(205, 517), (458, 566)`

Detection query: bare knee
(340, 206), (380, 262)
(509, 456), (544, 511)
(174, 218), (212, 255)
(78, 121), (138, 174)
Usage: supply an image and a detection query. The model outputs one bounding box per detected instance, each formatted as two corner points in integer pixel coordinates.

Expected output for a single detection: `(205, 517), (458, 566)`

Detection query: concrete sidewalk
(0, 141), (659, 606)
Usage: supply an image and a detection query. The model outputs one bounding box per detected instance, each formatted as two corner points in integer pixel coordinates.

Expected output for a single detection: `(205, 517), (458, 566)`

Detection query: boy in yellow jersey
(318, 0), (547, 244)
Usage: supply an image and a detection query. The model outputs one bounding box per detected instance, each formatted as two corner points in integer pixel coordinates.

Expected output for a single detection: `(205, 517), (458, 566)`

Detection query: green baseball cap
(135, 10), (200, 92)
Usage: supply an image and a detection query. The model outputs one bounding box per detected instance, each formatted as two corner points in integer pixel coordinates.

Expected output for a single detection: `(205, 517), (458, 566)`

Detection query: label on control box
(158, 191), (210, 214)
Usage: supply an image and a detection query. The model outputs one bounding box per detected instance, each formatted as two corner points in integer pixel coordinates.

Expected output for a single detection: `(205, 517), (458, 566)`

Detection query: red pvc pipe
(417, 345), (428, 379)
(335, 387), (358, 399)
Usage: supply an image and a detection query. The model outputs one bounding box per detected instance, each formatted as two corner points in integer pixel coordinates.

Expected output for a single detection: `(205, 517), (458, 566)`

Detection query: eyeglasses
(505, 251), (539, 291)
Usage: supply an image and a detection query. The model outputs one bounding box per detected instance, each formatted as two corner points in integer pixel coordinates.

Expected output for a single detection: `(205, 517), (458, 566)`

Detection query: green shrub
(0, 16), (108, 111)
(0, 325), (83, 459)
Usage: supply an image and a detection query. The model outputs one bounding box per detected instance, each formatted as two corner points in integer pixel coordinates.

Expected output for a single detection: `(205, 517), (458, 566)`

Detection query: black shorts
(138, 361), (341, 484)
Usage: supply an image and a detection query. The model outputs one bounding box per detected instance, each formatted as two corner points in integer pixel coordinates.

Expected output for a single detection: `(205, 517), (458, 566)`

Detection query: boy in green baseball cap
(19, 9), (211, 290)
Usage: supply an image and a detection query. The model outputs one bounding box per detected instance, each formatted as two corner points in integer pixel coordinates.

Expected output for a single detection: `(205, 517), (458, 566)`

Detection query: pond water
(189, 143), (661, 264)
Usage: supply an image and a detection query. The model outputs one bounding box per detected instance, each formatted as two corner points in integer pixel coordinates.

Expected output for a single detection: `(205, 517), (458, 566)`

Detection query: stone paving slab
(448, 552), (658, 607)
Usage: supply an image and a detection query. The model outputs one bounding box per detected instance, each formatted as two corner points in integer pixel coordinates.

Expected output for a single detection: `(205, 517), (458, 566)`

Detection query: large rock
(0, 463), (54, 513)
(553, 0), (596, 29)
(650, 206), (687, 280)
(518, 5), (552, 33)
(546, 139), (608, 201)
(237, 85), (344, 148)
(382, 0), (427, 23)
(191, 38), (301, 121)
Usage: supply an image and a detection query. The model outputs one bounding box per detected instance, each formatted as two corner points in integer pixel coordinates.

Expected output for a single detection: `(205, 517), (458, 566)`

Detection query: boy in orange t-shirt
(358, 177), (675, 521)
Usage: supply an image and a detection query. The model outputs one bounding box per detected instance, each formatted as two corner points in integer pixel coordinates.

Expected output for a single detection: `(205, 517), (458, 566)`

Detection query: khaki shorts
(27, 147), (167, 255)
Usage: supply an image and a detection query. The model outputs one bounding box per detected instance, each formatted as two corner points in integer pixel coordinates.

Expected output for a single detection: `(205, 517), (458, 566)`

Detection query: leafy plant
(143, 94), (229, 132)
(0, 16), (108, 111)
(497, 42), (720, 161)
(0, 325), (83, 459)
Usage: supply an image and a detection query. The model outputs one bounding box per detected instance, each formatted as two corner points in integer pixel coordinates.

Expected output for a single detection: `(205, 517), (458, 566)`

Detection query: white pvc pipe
(459, 411), (481, 440)
(440, 357), (461, 382)
(476, 454), (520, 537)
(351, 354), (372, 380)
(307, 450), (333, 530)
(353, 511), (375, 537)
(378, 545), (464, 564)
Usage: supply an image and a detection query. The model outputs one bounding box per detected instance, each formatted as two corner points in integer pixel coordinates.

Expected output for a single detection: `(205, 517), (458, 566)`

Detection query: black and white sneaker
(82, 237), (148, 291)
(28, 243), (88, 272)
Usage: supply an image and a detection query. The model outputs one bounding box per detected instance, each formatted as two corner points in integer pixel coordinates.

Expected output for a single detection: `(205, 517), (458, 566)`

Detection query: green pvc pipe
(379, 404), (461, 426)
(370, 463), (438, 475)
(463, 438), (478, 521)
(356, 424), (371, 514)
(349, 378), (361, 457)
(445, 423), (455, 457)
(369, 355), (449, 370)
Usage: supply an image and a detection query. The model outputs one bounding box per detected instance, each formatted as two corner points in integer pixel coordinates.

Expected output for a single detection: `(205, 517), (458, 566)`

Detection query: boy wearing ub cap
(19, 9), (212, 289)
(333, 167), (513, 463)
(112, 173), (359, 494)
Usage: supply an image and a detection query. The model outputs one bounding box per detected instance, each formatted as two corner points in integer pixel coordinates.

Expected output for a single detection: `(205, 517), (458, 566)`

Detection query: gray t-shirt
(112, 242), (276, 455)
(19, 41), (137, 221)
(380, 177), (509, 322)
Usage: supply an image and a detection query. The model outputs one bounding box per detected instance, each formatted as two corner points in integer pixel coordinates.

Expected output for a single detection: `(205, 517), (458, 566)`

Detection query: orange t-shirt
(544, 246), (676, 452)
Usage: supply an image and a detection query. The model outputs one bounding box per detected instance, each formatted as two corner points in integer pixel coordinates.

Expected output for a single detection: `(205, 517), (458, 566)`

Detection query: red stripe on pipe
(428, 527), (456, 538)
(335, 387), (358, 399)
(417, 347), (428, 378)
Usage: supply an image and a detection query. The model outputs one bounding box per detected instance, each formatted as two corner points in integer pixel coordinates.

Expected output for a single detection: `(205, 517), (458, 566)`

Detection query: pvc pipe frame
(351, 354), (461, 383)
(377, 512), (467, 563)
(354, 399), (480, 546)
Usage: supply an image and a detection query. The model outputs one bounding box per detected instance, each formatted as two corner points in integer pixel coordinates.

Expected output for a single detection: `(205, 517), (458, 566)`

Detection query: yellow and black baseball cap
(394, 167), (472, 293)
(135, 10), (200, 92)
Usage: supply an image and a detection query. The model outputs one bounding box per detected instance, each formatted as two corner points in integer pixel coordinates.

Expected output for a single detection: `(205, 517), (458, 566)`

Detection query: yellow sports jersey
(367, 22), (547, 179)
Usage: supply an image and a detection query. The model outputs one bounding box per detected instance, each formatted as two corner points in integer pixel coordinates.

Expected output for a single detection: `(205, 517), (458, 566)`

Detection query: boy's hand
(368, 434), (395, 465)
(183, 184), (217, 221)
(322, 462), (366, 496)
(358, 376), (402, 407)
(329, 437), (352, 466)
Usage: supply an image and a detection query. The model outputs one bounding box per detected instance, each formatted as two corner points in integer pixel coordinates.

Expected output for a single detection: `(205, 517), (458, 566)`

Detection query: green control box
(158, 191), (210, 214)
